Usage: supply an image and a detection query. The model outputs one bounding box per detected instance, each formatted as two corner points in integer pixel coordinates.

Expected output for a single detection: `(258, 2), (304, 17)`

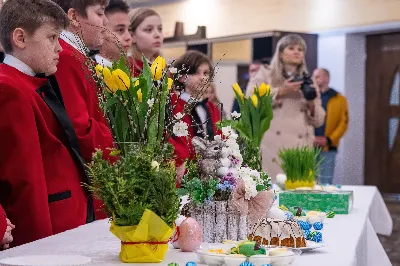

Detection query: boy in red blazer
(170, 51), (222, 185)
(50, 0), (114, 164)
(0, 0), (94, 246)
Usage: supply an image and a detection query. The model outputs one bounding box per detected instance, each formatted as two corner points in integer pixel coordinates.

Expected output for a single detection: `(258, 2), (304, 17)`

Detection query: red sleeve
(55, 54), (114, 162)
(0, 87), (53, 245)
(0, 205), (7, 240)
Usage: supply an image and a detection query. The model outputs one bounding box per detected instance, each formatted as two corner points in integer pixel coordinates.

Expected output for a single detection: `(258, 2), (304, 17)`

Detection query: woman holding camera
(246, 34), (325, 181)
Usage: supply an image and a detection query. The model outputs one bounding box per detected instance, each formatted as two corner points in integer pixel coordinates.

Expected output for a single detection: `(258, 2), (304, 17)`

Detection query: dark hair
(0, 0), (69, 53)
(51, 0), (109, 17)
(172, 50), (214, 90)
(105, 0), (129, 15)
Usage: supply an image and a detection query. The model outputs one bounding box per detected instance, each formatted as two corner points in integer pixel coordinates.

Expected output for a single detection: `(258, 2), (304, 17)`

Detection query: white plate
(0, 255), (91, 266)
(297, 241), (325, 252)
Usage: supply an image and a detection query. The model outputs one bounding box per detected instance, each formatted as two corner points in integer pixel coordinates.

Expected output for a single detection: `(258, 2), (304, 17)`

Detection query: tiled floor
(379, 201), (400, 266)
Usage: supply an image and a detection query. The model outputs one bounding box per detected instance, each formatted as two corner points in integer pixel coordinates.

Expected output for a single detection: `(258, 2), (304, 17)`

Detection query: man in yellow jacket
(312, 68), (349, 184)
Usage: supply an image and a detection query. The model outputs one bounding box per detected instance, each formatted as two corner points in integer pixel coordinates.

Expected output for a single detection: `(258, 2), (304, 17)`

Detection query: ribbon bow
(231, 180), (275, 228)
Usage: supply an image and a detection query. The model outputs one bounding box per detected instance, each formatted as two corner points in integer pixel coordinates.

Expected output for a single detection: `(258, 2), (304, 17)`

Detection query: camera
(291, 73), (317, 101)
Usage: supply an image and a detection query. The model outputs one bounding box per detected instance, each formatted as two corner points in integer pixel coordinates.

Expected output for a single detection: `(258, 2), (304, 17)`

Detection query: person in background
(312, 68), (349, 184)
(246, 34), (325, 180)
(95, 0), (132, 68)
(231, 62), (261, 114)
(204, 83), (227, 119)
(51, 0), (114, 220)
(1, 205), (14, 249)
(128, 8), (163, 77)
(170, 50), (222, 185)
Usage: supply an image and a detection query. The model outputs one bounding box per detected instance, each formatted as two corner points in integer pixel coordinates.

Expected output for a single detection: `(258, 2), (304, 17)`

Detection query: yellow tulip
(259, 82), (270, 96)
(134, 79), (140, 87)
(150, 56), (166, 81)
(95, 64), (103, 76)
(250, 94), (258, 107)
(137, 89), (142, 103)
(167, 78), (173, 90)
(232, 83), (244, 102)
(112, 69), (130, 91)
(103, 67), (118, 93)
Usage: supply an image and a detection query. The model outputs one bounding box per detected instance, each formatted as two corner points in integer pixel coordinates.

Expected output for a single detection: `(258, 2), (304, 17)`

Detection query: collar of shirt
(94, 54), (113, 68)
(3, 54), (36, 77)
(60, 30), (89, 56)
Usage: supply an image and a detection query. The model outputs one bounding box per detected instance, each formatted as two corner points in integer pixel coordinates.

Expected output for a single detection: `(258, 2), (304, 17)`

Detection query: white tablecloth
(0, 186), (393, 266)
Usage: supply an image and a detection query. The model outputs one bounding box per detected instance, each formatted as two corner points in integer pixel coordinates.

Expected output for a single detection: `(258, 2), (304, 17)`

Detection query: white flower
(222, 126), (233, 137)
(276, 173), (287, 184)
(169, 67), (178, 74)
(218, 166), (230, 176)
(173, 121), (188, 137)
(230, 132), (239, 140)
(220, 158), (231, 167)
(221, 147), (232, 158)
(231, 111), (241, 119)
(174, 112), (184, 120)
(214, 135), (222, 141)
(151, 161), (159, 171)
(147, 98), (155, 108)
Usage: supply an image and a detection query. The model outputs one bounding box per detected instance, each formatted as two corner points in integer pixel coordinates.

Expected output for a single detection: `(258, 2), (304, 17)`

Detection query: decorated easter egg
(178, 217), (203, 252)
(170, 215), (187, 249)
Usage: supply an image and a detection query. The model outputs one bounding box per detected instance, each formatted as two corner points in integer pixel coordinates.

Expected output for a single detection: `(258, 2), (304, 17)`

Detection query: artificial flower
(250, 94), (258, 107)
(151, 161), (160, 171)
(231, 111), (241, 119)
(174, 112), (184, 120)
(173, 121), (188, 137)
(147, 98), (155, 108)
(95, 64), (103, 76)
(150, 56), (166, 81)
(137, 89), (143, 103)
(232, 83), (244, 102)
(112, 69), (130, 91)
(259, 82), (270, 96)
(167, 78), (173, 90)
(134, 79), (140, 87)
(103, 67), (118, 93)
(222, 126), (233, 137)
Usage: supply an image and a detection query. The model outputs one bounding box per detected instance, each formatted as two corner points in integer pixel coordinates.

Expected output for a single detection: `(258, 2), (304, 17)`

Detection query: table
(0, 186), (393, 266)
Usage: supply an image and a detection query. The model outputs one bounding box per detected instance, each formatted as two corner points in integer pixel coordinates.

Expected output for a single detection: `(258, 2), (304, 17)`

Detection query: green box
(278, 190), (354, 214)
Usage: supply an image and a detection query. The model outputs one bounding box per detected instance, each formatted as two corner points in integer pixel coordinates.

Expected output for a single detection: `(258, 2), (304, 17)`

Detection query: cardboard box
(278, 190), (354, 214)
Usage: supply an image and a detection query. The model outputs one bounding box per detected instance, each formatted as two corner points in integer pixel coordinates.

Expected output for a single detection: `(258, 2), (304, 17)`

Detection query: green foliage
(86, 143), (180, 227)
(278, 146), (323, 182)
(177, 159), (219, 204)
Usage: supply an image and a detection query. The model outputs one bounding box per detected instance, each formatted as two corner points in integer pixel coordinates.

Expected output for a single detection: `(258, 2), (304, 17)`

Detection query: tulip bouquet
(85, 54), (181, 263)
(218, 83), (273, 171)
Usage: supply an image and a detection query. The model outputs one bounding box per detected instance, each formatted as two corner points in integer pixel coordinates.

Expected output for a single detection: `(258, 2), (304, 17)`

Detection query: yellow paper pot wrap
(110, 209), (175, 263)
(285, 180), (315, 190)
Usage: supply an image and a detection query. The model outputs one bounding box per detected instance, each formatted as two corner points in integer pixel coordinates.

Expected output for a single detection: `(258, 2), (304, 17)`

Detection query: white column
(317, 33), (366, 185)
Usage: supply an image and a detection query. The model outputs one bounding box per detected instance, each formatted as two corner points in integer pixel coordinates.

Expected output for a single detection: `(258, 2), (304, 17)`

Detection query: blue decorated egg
(303, 229), (311, 240)
(298, 220), (312, 230)
(311, 231), (323, 242)
(313, 222), (324, 230)
(240, 262), (254, 266)
(185, 262), (197, 266)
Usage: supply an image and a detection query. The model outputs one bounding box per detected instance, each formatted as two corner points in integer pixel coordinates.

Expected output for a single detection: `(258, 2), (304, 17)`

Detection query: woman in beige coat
(246, 34), (325, 180)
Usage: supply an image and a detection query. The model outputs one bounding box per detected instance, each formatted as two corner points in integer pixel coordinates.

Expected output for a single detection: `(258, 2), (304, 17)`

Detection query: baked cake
(248, 218), (306, 248)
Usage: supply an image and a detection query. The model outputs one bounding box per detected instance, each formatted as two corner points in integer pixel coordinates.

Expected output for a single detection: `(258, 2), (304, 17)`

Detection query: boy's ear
(66, 8), (80, 28)
(12, 28), (27, 50)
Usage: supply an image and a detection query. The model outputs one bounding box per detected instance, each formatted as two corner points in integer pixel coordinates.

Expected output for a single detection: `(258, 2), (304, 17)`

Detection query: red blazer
(0, 65), (89, 246)
(169, 93), (222, 168)
(0, 205), (6, 241)
(56, 40), (114, 163)
(56, 40), (115, 220)
(128, 57), (144, 77)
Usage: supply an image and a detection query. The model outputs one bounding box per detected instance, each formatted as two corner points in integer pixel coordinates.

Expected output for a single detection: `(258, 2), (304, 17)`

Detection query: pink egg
(178, 217), (203, 252)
